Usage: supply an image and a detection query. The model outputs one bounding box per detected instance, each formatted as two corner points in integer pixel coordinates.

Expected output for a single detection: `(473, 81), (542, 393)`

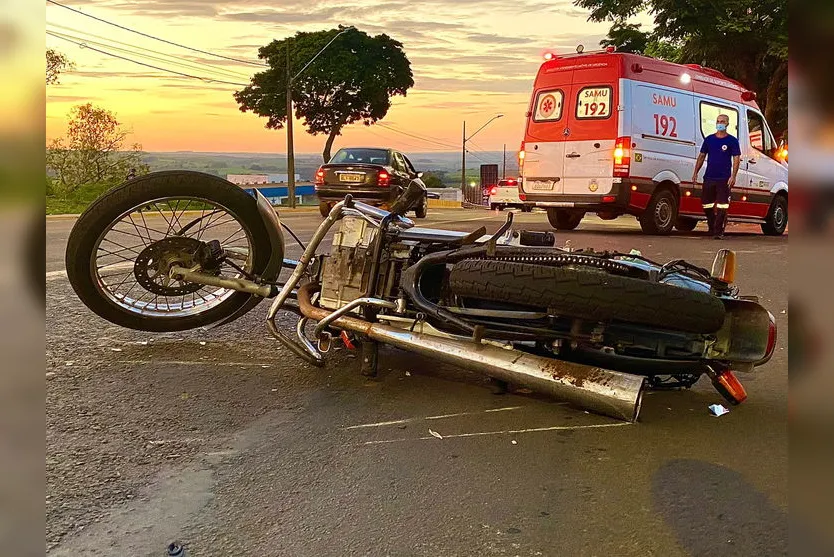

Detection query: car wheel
(640, 189), (678, 235)
(319, 201), (331, 218)
(547, 209), (584, 230)
(415, 194), (428, 219)
(761, 194), (788, 235)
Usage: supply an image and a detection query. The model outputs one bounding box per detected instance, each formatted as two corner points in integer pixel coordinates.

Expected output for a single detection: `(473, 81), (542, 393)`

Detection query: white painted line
(342, 406), (523, 430)
(116, 360), (273, 367)
(428, 214), (503, 227)
(46, 269), (68, 281)
(361, 421), (630, 445)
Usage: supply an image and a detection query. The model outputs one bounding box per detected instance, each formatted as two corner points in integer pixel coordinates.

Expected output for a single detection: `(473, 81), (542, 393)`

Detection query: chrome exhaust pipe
(297, 284), (644, 422)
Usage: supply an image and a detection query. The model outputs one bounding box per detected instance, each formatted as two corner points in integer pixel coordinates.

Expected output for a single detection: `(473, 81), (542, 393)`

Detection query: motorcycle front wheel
(65, 171), (274, 332)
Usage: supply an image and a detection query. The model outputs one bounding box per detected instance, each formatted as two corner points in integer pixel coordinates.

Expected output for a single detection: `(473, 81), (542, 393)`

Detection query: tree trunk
(322, 124), (342, 163)
(763, 60), (788, 136)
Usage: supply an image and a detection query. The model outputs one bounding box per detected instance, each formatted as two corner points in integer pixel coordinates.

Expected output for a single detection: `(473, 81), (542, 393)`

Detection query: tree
(422, 173), (444, 188)
(235, 27), (414, 162)
(577, 0), (788, 134)
(47, 103), (148, 192)
(601, 23), (682, 61)
(46, 48), (74, 85)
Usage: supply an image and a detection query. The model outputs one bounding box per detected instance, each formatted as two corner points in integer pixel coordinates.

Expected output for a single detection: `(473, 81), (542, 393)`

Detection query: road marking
(428, 214), (504, 227)
(46, 270), (67, 281)
(115, 360), (273, 367)
(342, 406), (524, 430)
(360, 421), (630, 445)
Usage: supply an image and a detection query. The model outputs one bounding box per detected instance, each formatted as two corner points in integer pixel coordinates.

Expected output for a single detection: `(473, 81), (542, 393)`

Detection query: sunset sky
(45, 0), (651, 158)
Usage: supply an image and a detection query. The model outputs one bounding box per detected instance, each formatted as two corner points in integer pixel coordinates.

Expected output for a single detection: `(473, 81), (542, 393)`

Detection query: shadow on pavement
(651, 458), (787, 556)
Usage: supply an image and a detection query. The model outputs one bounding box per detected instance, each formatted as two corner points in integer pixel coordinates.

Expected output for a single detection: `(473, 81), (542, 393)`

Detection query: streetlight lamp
(286, 26), (355, 208)
(461, 113), (503, 195)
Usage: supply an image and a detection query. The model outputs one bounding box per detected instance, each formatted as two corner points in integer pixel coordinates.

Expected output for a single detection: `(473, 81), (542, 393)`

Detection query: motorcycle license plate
(339, 173), (363, 182)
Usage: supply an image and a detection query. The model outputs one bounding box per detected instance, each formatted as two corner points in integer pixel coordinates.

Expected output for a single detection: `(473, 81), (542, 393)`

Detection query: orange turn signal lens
(711, 248), (736, 284)
(716, 370), (747, 404)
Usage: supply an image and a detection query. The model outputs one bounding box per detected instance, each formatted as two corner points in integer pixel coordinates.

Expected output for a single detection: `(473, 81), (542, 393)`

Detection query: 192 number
(653, 114), (678, 137)
(583, 102), (607, 116)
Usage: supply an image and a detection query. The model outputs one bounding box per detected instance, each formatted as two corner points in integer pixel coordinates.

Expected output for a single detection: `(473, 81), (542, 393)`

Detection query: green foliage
(46, 181), (113, 215)
(421, 173), (445, 188)
(46, 103), (149, 194)
(235, 27), (414, 162)
(581, 0), (788, 134)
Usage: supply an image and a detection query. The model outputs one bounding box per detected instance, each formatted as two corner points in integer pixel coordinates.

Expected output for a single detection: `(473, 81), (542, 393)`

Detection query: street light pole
(460, 114), (504, 202)
(285, 27), (354, 210)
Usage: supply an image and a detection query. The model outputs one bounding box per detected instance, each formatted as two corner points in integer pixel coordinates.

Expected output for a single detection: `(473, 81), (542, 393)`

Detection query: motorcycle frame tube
(298, 283), (644, 422)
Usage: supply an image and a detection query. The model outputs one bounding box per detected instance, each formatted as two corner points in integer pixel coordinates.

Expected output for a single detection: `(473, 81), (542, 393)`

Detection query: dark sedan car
(314, 147), (428, 218)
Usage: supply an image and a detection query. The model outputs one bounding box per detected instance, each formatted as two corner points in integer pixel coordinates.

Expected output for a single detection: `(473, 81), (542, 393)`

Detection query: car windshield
(330, 148), (391, 165)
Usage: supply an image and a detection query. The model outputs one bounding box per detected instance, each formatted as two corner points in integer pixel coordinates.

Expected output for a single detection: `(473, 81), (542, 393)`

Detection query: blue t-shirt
(700, 133), (741, 180)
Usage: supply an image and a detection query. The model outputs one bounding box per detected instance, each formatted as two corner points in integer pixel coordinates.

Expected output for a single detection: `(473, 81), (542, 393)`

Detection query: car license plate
(530, 180), (555, 190)
(339, 173), (363, 182)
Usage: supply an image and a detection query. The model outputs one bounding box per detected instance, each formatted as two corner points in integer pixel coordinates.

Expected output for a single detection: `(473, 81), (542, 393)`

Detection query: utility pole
(460, 120), (466, 197)
(285, 40), (296, 209)
(502, 143), (506, 178)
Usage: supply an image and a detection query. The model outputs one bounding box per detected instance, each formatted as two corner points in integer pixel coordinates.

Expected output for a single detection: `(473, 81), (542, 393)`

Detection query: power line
(375, 122), (458, 149)
(47, 22), (254, 79)
(46, 26), (253, 81)
(377, 121), (459, 146)
(361, 125), (453, 152)
(46, 0), (266, 67)
(47, 31), (249, 87)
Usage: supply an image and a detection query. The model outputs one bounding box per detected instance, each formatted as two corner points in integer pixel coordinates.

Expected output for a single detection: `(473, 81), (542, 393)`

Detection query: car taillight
(489, 186), (498, 196)
(715, 370), (748, 404)
(518, 142), (525, 172)
(613, 136), (631, 177)
(377, 171), (390, 186)
(314, 167), (325, 186)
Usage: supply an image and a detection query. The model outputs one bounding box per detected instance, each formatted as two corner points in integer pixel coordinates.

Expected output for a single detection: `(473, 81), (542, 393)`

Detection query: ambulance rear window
(576, 86), (612, 119)
(533, 89), (564, 122)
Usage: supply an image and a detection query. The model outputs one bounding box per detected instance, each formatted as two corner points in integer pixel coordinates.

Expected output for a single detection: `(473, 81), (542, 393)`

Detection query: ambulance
(518, 47), (788, 235)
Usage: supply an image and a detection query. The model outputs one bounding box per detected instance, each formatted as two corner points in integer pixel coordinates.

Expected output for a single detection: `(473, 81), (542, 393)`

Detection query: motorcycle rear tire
(65, 171), (274, 332)
(449, 259), (725, 333)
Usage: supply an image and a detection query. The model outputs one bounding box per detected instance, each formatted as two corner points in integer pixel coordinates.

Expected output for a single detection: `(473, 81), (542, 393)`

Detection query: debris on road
(428, 429), (443, 440)
(199, 341), (206, 346)
(46, 372), (56, 380)
(405, 371), (411, 377)
(110, 348), (122, 352)
(708, 404), (730, 417)
(511, 440), (518, 445)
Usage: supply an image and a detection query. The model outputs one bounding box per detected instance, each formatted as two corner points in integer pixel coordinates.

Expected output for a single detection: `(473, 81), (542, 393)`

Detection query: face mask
(716, 123), (728, 132)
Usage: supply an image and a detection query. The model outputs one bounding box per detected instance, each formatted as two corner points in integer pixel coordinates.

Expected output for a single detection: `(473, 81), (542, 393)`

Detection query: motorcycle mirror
(388, 180), (426, 216)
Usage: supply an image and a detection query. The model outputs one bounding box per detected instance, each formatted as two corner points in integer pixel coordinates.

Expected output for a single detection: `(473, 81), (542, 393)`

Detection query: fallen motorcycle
(65, 171), (777, 421)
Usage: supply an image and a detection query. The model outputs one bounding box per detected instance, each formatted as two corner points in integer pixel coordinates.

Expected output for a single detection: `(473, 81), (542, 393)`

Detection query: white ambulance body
(519, 49), (788, 234)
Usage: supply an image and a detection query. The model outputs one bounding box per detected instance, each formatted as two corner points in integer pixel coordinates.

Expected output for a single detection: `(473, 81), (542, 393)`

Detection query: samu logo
(721, 145), (728, 151)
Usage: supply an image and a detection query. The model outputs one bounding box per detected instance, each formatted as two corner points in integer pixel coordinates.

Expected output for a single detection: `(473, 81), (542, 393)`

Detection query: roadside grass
(46, 182), (116, 215)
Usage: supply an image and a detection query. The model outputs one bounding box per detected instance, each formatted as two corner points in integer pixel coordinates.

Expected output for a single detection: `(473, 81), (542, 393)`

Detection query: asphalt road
(46, 208), (789, 556)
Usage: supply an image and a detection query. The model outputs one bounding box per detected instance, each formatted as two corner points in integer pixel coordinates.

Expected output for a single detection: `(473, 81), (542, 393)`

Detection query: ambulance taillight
(613, 136), (631, 177)
(518, 142), (526, 172)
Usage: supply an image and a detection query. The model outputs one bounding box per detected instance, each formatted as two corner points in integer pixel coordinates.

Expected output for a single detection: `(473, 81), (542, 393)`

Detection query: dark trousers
(702, 178), (730, 234)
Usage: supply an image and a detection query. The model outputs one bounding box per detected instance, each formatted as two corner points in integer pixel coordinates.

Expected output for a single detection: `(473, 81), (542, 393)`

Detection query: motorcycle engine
(317, 216), (380, 310)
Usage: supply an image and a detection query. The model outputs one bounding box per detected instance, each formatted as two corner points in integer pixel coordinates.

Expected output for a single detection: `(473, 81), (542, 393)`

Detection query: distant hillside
(142, 151), (519, 184)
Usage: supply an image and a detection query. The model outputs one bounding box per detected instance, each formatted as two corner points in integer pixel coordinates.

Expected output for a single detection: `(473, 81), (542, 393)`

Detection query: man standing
(692, 114), (741, 239)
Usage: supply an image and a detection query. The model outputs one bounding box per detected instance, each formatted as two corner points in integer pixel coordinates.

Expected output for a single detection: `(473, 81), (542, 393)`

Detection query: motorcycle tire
(449, 259), (725, 333)
(65, 171), (274, 332)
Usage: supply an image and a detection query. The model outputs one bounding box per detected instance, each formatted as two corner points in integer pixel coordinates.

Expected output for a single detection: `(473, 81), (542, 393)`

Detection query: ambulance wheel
(547, 209), (584, 230)
(640, 189), (677, 235)
(761, 194), (787, 235)
(674, 217), (699, 232)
